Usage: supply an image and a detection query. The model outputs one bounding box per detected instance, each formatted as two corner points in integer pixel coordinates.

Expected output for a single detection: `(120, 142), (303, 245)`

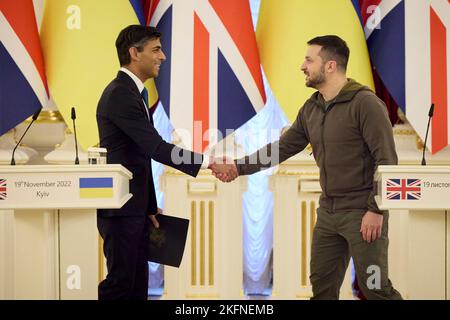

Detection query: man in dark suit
(96, 25), (210, 300)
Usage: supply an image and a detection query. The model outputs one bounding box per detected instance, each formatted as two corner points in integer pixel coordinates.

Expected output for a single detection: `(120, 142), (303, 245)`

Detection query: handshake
(207, 156), (239, 183)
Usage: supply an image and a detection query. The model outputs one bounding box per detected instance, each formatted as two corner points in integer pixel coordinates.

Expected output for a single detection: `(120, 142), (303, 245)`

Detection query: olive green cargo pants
(309, 207), (403, 300)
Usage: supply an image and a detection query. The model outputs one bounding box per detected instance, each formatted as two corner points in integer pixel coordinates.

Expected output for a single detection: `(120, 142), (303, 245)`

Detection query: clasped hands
(208, 156), (238, 183)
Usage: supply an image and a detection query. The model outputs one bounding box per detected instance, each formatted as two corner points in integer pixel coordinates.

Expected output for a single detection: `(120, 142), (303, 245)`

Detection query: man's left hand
(360, 211), (383, 243)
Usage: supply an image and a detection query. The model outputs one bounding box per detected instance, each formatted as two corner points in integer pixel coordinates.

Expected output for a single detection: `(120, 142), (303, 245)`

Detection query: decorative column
(161, 168), (246, 299)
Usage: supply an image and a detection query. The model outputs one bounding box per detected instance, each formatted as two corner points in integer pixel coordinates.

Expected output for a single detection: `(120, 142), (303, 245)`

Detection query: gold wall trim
(393, 128), (416, 136)
(164, 168), (215, 176)
(24, 110), (65, 124)
(191, 201), (197, 286)
(277, 162), (318, 168)
(209, 201), (215, 286)
(187, 179), (217, 195)
(301, 201), (307, 287)
(98, 235), (104, 283)
(185, 293), (220, 299)
(273, 291), (313, 299)
(416, 136), (425, 151)
(276, 171), (319, 176)
(200, 201), (206, 286)
(310, 201), (316, 244)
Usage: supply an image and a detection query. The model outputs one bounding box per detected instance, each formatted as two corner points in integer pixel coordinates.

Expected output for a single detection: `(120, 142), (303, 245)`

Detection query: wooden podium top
(0, 164), (131, 176)
(376, 165), (450, 174)
(375, 165), (450, 210)
(0, 164), (132, 210)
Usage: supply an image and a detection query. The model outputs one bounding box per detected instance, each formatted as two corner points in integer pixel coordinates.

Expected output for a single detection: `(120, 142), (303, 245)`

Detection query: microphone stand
(421, 103), (435, 166)
(72, 107), (80, 165)
(10, 108), (42, 165)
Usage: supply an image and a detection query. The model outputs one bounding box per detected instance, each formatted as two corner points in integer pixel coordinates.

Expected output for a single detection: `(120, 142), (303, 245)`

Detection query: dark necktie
(141, 88), (151, 121)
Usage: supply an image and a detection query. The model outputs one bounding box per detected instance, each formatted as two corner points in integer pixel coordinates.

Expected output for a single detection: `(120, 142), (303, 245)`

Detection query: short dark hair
(115, 25), (161, 66)
(307, 35), (350, 71)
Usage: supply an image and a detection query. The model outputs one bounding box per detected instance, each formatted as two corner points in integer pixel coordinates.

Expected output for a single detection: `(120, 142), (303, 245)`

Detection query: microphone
(10, 108), (42, 165)
(71, 107), (80, 165)
(421, 103), (435, 166)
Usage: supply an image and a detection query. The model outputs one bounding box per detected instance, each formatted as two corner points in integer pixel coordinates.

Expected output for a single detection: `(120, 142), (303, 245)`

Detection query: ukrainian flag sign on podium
(79, 177), (114, 199)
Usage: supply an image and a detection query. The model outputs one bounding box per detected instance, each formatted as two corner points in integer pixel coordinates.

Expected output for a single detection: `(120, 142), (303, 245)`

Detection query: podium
(375, 165), (450, 299)
(0, 165), (132, 299)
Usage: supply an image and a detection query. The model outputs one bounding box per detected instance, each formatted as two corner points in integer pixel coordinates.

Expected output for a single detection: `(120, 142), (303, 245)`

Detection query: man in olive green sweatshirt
(210, 35), (402, 300)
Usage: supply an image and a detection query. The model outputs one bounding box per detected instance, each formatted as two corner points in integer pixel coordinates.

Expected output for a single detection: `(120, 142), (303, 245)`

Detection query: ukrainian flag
(79, 177), (113, 199)
(40, 0), (157, 149)
(256, 0), (374, 122)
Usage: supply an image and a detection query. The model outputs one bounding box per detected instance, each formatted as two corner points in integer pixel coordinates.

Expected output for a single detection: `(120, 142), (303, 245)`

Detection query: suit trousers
(309, 207), (403, 300)
(97, 215), (150, 300)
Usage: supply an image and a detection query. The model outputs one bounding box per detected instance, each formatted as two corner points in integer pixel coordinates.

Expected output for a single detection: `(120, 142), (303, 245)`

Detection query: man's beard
(305, 65), (326, 88)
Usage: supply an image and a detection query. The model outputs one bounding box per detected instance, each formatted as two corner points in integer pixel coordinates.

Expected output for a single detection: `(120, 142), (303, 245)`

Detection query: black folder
(148, 214), (189, 268)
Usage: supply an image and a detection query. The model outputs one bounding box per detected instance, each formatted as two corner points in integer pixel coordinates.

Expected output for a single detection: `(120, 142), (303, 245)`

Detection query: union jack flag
(359, 0), (450, 154)
(386, 178), (422, 200)
(148, 0), (266, 152)
(0, 1), (48, 135)
(0, 179), (7, 200)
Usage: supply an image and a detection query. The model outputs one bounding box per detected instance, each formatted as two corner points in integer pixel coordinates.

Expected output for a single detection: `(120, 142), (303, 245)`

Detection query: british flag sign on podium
(0, 179), (7, 200)
(386, 178), (422, 200)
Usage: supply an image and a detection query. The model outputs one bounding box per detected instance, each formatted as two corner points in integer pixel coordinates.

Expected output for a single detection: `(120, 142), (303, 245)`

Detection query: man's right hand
(360, 210), (383, 243)
(149, 207), (163, 228)
(208, 156), (239, 183)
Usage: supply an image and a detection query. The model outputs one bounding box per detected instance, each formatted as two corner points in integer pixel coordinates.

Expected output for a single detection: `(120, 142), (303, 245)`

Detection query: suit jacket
(96, 71), (203, 217)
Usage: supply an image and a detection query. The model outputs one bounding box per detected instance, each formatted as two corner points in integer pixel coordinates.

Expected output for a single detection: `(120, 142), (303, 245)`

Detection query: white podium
(375, 165), (450, 299)
(0, 164), (132, 299)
